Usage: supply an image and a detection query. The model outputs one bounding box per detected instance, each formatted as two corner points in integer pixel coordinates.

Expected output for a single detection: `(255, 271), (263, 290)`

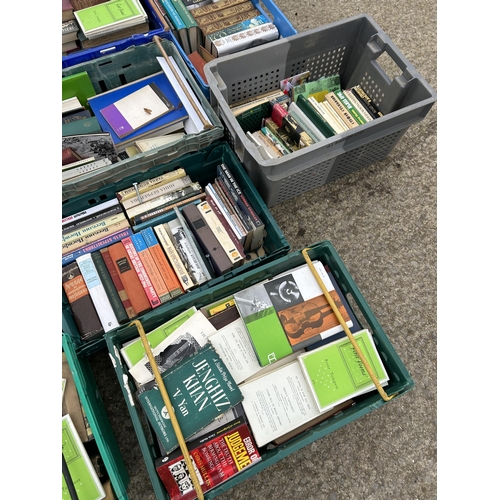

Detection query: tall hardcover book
(141, 227), (184, 299)
(297, 329), (390, 412)
(130, 232), (172, 304)
(62, 261), (104, 341)
(76, 253), (120, 332)
(136, 343), (243, 453)
(100, 246), (137, 320)
(107, 241), (152, 316)
(90, 251), (129, 324)
(159, 0), (190, 53)
(168, 0), (201, 53)
(295, 94), (336, 138)
(155, 417), (261, 500)
(122, 236), (162, 309)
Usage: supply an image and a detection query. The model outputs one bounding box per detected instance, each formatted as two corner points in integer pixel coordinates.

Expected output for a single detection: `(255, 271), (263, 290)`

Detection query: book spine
(61, 158), (113, 182)
(324, 92), (359, 129)
(62, 261), (104, 341)
(76, 254), (120, 333)
(153, 224), (195, 291)
(200, 9), (261, 36)
(62, 198), (120, 227)
(122, 236), (162, 309)
(307, 97), (345, 134)
(90, 251), (129, 324)
(62, 213), (127, 246)
(130, 233), (172, 304)
(335, 90), (366, 125)
(62, 203), (124, 235)
(100, 246), (137, 319)
(121, 175), (192, 210)
(62, 219), (131, 255)
(351, 85), (383, 118)
(116, 168), (187, 202)
(214, 175), (253, 234)
(260, 126), (292, 155)
(197, 200), (245, 264)
(343, 89), (374, 123)
(318, 100), (349, 133)
(196, 3), (258, 26)
(61, 227), (133, 266)
(191, 0), (248, 17)
(295, 94), (336, 138)
(281, 113), (315, 148)
(141, 227), (184, 298)
(107, 241), (152, 316)
(263, 118), (300, 152)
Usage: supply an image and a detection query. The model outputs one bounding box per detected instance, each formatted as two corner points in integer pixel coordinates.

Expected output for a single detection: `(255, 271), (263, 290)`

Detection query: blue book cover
(87, 71), (188, 151)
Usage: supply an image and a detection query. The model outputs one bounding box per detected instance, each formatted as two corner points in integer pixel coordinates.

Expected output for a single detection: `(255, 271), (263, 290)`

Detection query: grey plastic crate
(62, 37), (224, 202)
(205, 15), (436, 207)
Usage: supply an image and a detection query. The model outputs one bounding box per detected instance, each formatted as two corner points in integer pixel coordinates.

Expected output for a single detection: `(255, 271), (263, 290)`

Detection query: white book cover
(76, 253), (120, 332)
(208, 317), (261, 384)
(62, 158), (112, 182)
(239, 359), (321, 447)
(129, 310), (217, 385)
(288, 102), (327, 141)
(135, 132), (186, 152)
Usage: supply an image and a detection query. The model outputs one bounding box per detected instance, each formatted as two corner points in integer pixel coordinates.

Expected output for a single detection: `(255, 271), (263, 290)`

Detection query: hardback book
(135, 132), (186, 153)
(217, 163), (265, 252)
(297, 329), (390, 412)
(62, 96), (84, 116)
(74, 0), (147, 39)
(62, 415), (106, 500)
(62, 19), (80, 44)
(121, 174), (193, 211)
(62, 40), (79, 54)
(62, 109), (92, 124)
(343, 88), (374, 123)
(63, 198), (119, 228)
(155, 417), (261, 500)
(230, 89), (285, 117)
(307, 96), (346, 134)
(61, 227), (133, 266)
(168, 0), (201, 53)
(262, 117), (299, 153)
(130, 232), (172, 304)
(210, 21), (279, 57)
(260, 126), (292, 155)
(158, 0), (190, 54)
(61, 132), (118, 163)
(154, 223), (196, 292)
(76, 253), (121, 332)
(287, 102), (326, 142)
(292, 74), (341, 103)
(271, 103), (315, 148)
(87, 71), (188, 153)
(62, 147), (83, 166)
(100, 246), (137, 320)
(238, 359), (323, 447)
(199, 9), (261, 37)
(90, 250), (129, 324)
(62, 70), (97, 109)
(141, 227), (184, 299)
(129, 309), (217, 385)
(136, 343), (243, 453)
(187, 51), (208, 85)
(100, 83), (177, 139)
(116, 168), (187, 203)
(62, 116), (103, 137)
(181, 0), (212, 10)
(324, 92), (359, 129)
(62, 0), (75, 22)
(168, 212), (212, 286)
(107, 241), (152, 316)
(335, 90), (366, 125)
(62, 202), (123, 236)
(190, 0), (247, 18)
(120, 306), (197, 369)
(121, 236), (162, 309)
(180, 202), (234, 277)
(350, 85), (383, 118)
(62, 156), (98, 174)
(295, 94), (336, 138)
(196, 200), (245, 265)
(62, 261), (104, 341)
(78, 19), (150, 48)
(195, 2), (256, 28)
(249, 130), (282, 158)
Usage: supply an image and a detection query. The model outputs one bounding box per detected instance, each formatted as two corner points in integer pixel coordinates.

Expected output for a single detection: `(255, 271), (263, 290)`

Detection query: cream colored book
(324, 92), (359, 129)
(344, 88), (374, 123)
(135, 132), (186, 152)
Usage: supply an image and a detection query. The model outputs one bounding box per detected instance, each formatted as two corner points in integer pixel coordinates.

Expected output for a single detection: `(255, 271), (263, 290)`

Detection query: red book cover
(107, 241), (151, 316)
(271, 102), (288, 128)
(100, 246), (137, 320)
(122, 236), (162, 309)
(156, 419), (261, 500)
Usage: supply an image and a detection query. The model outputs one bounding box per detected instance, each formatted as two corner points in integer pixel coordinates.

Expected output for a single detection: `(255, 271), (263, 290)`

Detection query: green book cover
(137, 343), (243, 454)
(62, 116), (103, 137)
(62, 415), (105, 500)
(233, 283), (293, 367)
(62, 71), (97, 109)
(75, 0), (143, 32)
(292, 75), (341, 102)
(296, 94), (336, 138)
(120, 306), (197, 369)
(298, 329), (390, 412)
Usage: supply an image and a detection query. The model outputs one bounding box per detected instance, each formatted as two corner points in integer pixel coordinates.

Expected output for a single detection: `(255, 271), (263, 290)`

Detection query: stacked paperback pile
(62, 163), (266, 342)
(231, 71), (384, 160)
(115, 257), (389, 498)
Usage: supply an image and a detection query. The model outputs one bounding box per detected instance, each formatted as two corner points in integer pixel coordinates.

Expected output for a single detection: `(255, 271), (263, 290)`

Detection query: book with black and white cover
(62, 132), (119, 163)
(343, 88), (374, 123)
(62, 198), (120, 228)
(76, 253), (120, 333)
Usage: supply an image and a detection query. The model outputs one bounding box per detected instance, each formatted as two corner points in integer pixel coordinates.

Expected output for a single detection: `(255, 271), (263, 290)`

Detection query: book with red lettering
(155, 417), (261, 500)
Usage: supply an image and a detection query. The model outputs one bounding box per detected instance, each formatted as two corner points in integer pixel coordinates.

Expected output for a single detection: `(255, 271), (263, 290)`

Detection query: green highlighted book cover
(298, 329), (389, 412)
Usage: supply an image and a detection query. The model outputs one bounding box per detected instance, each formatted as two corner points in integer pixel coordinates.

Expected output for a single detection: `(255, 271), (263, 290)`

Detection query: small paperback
(297, 329), (389, 412)
(136, 343), (243, 454)
(100, 83), (176, 139)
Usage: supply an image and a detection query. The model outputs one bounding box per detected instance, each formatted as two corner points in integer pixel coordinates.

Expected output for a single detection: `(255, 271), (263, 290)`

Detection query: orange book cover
(107, 241), (152, 316)
(130, 233), (171, 304)
(140, 227), (184, 298)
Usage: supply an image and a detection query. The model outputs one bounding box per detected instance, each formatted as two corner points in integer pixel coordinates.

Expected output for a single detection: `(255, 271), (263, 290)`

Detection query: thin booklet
(100, 83), (176, 139)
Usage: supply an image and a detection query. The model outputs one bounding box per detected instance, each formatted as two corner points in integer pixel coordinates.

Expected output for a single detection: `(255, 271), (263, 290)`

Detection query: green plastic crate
(61, 37), (224, 202)
(105, 240), (414, 499)
(62, 333), (130, 499)
(62, 141), (290, 353)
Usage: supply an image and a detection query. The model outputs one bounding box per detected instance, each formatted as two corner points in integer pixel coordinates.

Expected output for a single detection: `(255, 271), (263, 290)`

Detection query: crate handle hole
(375, 51), (403, 82)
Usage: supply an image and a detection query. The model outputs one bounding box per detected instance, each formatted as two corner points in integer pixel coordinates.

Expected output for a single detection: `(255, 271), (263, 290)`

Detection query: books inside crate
(104, 240), (413, 499)
(61, 37), (224, 202)
(62, 141), (290, 348)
